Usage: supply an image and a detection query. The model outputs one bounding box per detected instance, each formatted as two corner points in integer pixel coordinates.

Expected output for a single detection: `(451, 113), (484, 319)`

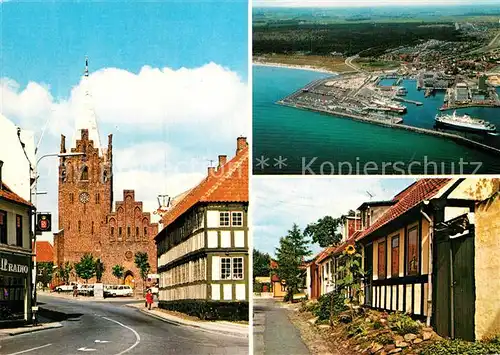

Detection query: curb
(127, 305), (248, 338)
(1, 322), (63, 336)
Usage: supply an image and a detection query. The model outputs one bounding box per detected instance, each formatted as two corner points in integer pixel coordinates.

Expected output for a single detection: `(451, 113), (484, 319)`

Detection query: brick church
(53, 60), (158, 290)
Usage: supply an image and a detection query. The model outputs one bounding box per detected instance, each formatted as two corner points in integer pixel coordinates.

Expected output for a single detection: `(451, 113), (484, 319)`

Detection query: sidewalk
(126, 303), (249, 338)
(0, 318), (62, 337)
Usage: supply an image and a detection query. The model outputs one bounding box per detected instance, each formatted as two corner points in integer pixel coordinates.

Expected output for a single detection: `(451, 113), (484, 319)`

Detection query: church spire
(71, 56), (103, 152)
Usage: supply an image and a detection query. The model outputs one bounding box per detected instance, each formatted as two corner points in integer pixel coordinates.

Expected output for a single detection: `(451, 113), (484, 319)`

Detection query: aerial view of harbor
(253, 2), (500, 174)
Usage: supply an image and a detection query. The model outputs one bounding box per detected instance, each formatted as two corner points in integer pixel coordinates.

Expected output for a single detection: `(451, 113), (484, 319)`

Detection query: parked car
(79, 284), (94, 296)
(55, 283), (78, 293)
(105, 285), (133, 297)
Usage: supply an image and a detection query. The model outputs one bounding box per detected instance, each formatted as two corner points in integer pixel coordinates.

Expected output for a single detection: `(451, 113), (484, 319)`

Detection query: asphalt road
(253, 298), (310, 355)
(0, 295), (248, 355)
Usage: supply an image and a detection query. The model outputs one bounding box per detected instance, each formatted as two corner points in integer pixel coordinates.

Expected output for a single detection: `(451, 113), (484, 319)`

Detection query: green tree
(112, 265), (125, 284)
(95, 258), (105, 283)
(134, 252), (150, 294)
(275, 224), (311, 302)
(37, 261), (54, 289)
(75, 253), (96, 283)
(253, 249), (271, 279)
(304, 216), (343, 248)
(57, 261), (73, 284)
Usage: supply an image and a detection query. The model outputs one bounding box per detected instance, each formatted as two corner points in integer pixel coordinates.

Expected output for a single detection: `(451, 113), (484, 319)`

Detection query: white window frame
(231, 211), (243, 227)
(220, 257), (244, 280)
(219, 212), (230, 227)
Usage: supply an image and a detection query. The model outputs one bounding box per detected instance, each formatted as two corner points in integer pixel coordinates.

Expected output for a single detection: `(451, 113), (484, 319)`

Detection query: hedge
(158, 300), (249, 321)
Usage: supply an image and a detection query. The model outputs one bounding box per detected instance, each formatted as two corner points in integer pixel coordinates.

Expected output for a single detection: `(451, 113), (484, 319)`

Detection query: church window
(91, 222), (94, 234)
(78, 221), (81, 232)
(144, 227), (148, 236)
(127, 226), (131, 238)
(70, 193), (74, 203)
(136, 227), (140, 240)
(96, 193), (100, 204)
(81, 166), (89, 181)
(111, 227), (114, 237)
(118, 227), (122, 240)
(68, 221), (71, 231)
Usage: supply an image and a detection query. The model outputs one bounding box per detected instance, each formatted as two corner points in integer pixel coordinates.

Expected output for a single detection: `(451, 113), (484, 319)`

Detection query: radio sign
(0, 252), (30, 275)
(36, 213), (52, 233)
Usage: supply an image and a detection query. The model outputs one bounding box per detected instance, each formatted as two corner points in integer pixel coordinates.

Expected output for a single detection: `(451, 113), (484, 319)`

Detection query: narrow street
(253, 298), (310, 355)
(0, 294), (248, 355)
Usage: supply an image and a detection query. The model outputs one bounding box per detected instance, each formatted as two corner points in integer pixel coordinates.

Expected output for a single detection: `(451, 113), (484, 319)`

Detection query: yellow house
(356, 178), (499, 341)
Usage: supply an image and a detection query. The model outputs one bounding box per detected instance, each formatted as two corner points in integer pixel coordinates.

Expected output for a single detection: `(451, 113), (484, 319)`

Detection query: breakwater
(277, 100), (500, 157)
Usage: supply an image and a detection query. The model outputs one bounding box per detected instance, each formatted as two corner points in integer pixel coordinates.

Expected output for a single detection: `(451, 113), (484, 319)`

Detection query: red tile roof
(270, 260), (278, 269)
(356, 178), (451, 241)
(160, 142), (248, 228)
(32, 241), (54, 262)
(315, 231), (362, 264)
(0, 183), (32, 207)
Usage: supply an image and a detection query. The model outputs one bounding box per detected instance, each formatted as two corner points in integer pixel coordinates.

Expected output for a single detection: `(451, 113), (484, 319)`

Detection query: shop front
(0, 250), (32, 324)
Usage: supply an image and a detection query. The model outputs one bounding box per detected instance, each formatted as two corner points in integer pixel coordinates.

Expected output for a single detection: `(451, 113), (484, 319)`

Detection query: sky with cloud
(253, 177), (416, 257)
(0, 1), (249, 242)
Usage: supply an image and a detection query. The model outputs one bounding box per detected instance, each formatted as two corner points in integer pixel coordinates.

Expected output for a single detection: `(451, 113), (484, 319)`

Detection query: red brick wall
(54, 129), (157, 291)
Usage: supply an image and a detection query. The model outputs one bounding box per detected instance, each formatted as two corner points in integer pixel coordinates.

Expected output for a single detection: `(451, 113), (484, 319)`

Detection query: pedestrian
(73, 284), (78, 298)
(145, 289), (154, 310)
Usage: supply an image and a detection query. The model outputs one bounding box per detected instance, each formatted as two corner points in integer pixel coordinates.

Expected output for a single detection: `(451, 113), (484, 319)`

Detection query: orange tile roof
(0, 183), (32, 207)
(357, 178), (451, 241)
(32, 241), (54, 262)
(160, 143), (248, 228)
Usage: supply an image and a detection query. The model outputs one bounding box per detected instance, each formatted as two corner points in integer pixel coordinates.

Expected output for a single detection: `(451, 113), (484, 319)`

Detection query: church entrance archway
(124, 271), (134, 288)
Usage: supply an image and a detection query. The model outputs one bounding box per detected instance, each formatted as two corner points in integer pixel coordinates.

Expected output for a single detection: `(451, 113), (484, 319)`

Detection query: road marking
(5, 343), (52, 355)
(78, 347), (96, 352)
(102, 317), (141, 355)
(94, 340), (110, 343)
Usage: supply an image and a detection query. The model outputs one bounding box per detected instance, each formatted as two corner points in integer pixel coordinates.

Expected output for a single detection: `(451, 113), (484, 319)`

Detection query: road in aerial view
(0, 295), (248, 355)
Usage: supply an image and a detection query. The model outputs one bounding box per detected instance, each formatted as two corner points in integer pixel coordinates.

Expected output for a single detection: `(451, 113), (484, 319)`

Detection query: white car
(106, 285), (133, 297)
(55, 283), (78, 292)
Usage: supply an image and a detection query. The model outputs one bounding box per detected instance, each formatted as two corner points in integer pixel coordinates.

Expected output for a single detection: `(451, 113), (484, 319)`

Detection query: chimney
(208, 166), (215, 176)
(217, 155), (227, 170)
(236, 136), (247, 154)
(0, 160), (3, 190)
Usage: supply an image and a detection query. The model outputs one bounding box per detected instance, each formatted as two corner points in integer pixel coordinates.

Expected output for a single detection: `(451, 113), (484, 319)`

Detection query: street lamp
(31, 151), (85, 324)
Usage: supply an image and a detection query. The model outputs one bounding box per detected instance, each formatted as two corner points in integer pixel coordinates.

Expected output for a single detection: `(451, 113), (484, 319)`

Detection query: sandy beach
(253, 61), (339, 75)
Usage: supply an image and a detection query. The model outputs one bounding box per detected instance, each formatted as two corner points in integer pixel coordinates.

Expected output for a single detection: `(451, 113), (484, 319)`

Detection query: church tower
(56, 58), (113, 264)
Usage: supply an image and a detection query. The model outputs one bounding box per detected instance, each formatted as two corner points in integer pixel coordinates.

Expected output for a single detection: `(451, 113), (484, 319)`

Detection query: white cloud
(2, 63), (248, 242)
(252, 177), (415, 256)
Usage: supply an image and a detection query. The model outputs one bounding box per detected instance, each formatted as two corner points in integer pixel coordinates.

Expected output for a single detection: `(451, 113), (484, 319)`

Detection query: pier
(393, 97), (423, 106)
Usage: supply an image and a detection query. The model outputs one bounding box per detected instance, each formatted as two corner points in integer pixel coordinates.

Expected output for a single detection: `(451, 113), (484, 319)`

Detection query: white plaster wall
(234, 230), (245, 247)
(206, 211), (219, 228)
(0, 114), (35, 202)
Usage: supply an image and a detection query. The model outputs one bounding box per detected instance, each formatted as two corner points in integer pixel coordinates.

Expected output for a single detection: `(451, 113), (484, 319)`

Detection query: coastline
(253, 61), (339, 75)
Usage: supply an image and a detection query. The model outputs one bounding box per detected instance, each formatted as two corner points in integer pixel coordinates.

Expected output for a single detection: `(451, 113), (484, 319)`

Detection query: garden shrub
(421, 338), (500, 355)
(314, 291), (348, 321)
(387, 312), (421, 335)
(158, 300), (248, 321)
(377, 333), (393, 345)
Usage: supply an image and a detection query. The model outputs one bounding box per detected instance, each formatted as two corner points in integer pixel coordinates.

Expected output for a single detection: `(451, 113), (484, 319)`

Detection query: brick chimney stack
(60, 134), (66, 153)
(236, 136), (247, 154)
(217, 155), (227, 170)
(208, 166), (215, 176)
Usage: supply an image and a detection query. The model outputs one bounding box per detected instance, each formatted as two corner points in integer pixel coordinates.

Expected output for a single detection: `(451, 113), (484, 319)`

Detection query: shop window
(0, 211), (7, 244)
(407, 227), (419, 275)
(377, 240), (386, 279)
(391, 235), (399, 277)
(16, 215), (23, 247)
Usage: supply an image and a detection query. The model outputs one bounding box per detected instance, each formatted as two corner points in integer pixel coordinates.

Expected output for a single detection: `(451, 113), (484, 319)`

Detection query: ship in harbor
(435, 111), (496, 133)
(371, 99), (407, 113)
